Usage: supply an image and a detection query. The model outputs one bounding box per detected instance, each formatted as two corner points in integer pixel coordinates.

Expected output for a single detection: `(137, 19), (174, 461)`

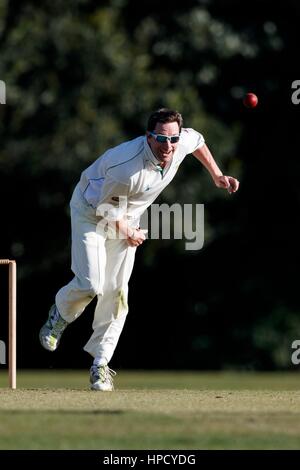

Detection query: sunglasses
(149, 132), (180, 144)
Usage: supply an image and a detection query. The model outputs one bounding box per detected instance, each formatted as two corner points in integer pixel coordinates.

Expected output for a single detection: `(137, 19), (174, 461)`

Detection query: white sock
(93, 356), (107, 367)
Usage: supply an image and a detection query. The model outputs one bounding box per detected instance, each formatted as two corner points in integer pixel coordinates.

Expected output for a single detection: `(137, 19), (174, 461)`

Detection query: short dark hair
(147, 108), (183, 132)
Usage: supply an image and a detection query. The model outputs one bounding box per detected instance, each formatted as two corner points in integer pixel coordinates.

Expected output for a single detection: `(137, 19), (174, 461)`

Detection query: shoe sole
(90, 382), (113, 391)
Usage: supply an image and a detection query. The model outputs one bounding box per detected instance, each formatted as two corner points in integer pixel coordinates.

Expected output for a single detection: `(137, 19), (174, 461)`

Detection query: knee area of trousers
(85, 280), (103, 297)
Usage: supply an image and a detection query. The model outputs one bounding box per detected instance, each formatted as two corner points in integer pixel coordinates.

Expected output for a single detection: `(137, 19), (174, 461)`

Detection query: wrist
(213, 172), (223, 180)
(128, 228), (137, 240)
(213, 174), (224, 185)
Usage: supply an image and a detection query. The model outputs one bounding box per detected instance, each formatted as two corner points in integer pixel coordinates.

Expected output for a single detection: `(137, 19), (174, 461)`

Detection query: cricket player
(39, 108), (239, 391)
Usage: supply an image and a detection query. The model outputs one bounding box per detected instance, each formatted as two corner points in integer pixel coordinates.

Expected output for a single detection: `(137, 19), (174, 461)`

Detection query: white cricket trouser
(55, 184), (136, 364)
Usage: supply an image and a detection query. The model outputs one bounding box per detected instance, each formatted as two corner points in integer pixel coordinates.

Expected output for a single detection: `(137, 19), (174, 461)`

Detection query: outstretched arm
(192, 144), (239, 193)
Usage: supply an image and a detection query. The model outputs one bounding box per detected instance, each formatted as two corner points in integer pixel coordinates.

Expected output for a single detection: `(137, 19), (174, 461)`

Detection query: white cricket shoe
(90, 364), (116, 391)
(39, 304), (69, 352)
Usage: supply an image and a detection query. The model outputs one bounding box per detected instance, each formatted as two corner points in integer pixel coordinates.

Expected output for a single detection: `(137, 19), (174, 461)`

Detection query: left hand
(214, 175), (239, 194)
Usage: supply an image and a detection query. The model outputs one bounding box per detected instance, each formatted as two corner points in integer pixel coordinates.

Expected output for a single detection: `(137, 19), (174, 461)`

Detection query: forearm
(192, 144), (223, 181)
(193, 143), (240, 192)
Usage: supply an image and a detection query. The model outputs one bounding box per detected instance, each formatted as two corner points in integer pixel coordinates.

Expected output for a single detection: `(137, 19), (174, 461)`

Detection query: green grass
(0, 370), (300, 449)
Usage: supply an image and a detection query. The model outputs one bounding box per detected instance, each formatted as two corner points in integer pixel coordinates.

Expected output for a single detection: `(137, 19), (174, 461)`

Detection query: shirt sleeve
(95, 175), (130, 221)
(180, 128), (205, 154)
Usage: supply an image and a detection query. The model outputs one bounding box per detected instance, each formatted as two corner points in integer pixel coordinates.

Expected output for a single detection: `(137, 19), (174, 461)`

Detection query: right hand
(214, 175), (239, 193)
(127, 228), (147, 247)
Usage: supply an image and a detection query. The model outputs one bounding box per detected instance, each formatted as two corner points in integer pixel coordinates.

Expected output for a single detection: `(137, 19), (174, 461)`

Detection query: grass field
(0, 370), (300, 449)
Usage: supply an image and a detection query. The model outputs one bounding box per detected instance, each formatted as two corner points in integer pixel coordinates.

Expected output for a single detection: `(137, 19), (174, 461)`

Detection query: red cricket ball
(243, 93), (258, 108)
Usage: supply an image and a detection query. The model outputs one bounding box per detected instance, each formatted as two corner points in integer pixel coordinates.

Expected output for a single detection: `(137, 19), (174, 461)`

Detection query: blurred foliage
(0, 0), (299, 370)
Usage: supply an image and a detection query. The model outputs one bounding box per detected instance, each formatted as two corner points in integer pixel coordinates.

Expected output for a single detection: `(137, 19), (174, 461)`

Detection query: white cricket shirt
(78, 128), (205, 226)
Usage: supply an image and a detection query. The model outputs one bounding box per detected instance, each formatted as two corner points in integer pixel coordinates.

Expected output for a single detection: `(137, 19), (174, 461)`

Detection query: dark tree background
(0, 0), (299, 370)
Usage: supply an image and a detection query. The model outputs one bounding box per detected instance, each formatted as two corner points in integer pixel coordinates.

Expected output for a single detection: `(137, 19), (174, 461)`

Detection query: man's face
(147, 121), (180, 165)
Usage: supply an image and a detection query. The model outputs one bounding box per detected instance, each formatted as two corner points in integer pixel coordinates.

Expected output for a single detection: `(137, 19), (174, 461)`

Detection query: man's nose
(162, 139), (172, 149)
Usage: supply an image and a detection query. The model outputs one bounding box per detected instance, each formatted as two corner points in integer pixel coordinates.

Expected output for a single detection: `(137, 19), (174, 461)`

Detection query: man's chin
(160, 153), (173, 161)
